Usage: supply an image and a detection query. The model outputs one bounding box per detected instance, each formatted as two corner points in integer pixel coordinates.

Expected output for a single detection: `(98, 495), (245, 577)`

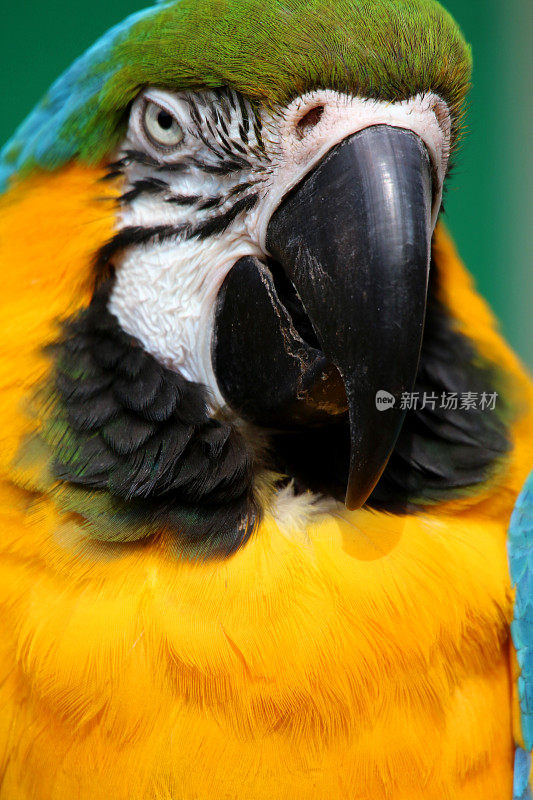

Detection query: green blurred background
(0, 0), (531, 367)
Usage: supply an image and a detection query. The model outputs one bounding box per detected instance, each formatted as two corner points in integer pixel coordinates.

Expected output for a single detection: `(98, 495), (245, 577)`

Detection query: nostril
(295, 105), (325, 138)
(431, 98), (450, 133)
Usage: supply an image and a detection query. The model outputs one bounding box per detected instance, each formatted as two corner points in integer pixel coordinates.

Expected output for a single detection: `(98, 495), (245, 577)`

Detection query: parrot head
(1, 0), (512, 556)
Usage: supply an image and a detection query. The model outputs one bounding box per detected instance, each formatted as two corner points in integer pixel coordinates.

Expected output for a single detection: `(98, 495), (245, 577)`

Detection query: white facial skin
(108, 87), (451, 406)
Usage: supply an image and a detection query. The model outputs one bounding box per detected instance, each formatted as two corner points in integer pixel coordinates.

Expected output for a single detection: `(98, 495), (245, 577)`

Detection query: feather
(0, 0), (471, 192)
(0, 136), (532, 800)
(35, 283), (260, 556)
(509, 470), (533, 768)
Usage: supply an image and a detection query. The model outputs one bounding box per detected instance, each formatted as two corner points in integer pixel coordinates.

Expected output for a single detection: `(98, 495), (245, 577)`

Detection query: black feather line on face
(252, 110), (266, 155)
(110, 146), (248, 182)
(197, 196), (225, 211)
(94, 225), (186, 284)
(227, 181), (253, 197)
(238, 95), (250, 136)
(47, 283), (259, 558)
(191, 90), (262, 168)
(214, 108), (230, 138)
(184, 95), (203, 130)
(193, 194), (259, 238)
(121, 149), (161, 169)
(165, 194), (203, 206)
(215, 90), (233, 125)
(214, 129), (250, 163)
(179, 157), (247, 176)
(229, 140), (249, 157)
(195, 115), (232, 161)
(94, 193), (259, 282)
(119, 178), (169, 205)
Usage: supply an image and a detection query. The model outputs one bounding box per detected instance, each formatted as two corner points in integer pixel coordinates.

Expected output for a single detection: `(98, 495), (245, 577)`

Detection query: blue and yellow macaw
(0, 1), (532, 798)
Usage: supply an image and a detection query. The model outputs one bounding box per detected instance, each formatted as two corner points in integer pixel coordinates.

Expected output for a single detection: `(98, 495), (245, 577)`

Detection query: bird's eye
(142, 101), (183, 149)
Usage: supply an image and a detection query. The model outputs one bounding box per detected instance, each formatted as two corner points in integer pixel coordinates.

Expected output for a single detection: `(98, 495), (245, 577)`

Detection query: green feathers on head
(96, 0), (473, 152)
(1, 0), (471, 184)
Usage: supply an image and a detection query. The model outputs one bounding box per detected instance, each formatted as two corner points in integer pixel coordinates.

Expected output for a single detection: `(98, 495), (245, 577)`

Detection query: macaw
(0, 0), (532, 798)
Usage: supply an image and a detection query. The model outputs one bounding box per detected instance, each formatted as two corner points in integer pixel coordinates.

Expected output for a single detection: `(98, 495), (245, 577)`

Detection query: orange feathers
(0, 167), (531, 798)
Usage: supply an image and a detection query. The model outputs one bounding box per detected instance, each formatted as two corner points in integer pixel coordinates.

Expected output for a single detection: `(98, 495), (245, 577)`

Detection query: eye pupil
(157, 110), (174, 130)
(142, 100), (183, 149)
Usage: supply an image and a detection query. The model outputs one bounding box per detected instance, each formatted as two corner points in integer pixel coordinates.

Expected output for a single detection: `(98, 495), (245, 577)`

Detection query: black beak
(213, 125), (434, 509)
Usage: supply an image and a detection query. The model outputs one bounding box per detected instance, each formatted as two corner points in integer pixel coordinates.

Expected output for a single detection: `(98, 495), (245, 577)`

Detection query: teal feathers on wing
(509, 470), (533, 799)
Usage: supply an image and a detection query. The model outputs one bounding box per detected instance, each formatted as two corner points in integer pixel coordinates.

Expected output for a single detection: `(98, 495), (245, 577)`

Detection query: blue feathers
(509, 470), (533, 797)
(0, 5), (157, 194)
(514, 749), (533, 800)
(509, 469), (533, 751)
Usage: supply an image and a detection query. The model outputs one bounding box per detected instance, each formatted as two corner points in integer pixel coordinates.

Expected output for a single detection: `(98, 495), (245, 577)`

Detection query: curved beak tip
(214, 125), (435, 507)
